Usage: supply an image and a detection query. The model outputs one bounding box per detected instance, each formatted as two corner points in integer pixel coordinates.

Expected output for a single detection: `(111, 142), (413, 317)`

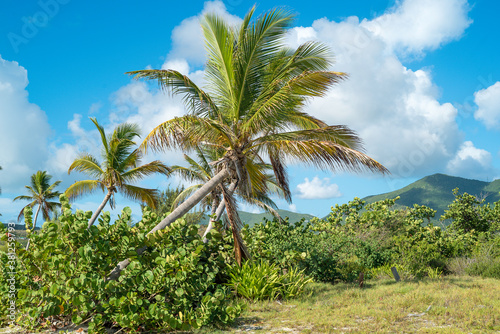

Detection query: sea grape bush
(244, 191), (500, 282)
(0, 195), (241, 332)
(2, 188), (500, 331)
(441, 188), (499, 235)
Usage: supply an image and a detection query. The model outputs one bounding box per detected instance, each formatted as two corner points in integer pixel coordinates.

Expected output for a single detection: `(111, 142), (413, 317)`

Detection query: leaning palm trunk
(107, 168), (230, 280)
(87, 190), (113, 229)
(25, 205), (41, 251)
(202, 180), (238, 242)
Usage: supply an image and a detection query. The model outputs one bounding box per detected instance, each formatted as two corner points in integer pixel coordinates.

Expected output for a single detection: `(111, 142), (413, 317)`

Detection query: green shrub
(466, 235), (500, 279)
(0, 195), (241, 332)
(441, 188), (491, 234)
(226, 260), (312, 300)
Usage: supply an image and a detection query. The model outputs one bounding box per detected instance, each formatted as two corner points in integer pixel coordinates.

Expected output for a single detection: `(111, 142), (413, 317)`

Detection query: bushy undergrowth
(0, 196), (241, 332)
(2, 188), (499, 332)
(243, 192), (500, 282)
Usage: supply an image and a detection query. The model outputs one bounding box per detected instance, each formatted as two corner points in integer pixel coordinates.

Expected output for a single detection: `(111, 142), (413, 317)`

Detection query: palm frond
(127, 69), (220, 120)
(251, 125), (365, 152)
(119, 184), (160, 209)
(68, 154), (104, 179)
(201, 13), (236, 113)
(140, 115), (235, 153)
(16, 202), (36, 222)
(120, 160), (170, 183)
(169, 164), (207, 184)
(90, 117), (110, 157)
(170, 184), (204, 210)
(65, 180), (103, 202)
(262, 139), (389, 173)
(232, 7), (295, 120)
(13, 195), (34, 202)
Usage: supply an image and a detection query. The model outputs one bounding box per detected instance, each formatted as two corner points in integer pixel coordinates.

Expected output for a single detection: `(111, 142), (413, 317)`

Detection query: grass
(198, 275), (500, 333)
(1, 276), (498, 333)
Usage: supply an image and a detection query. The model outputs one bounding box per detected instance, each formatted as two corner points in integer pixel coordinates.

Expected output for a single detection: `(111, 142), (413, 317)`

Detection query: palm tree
(108, 7), (388, 279)
(14, 170), (62, 250)
(66, 118), (170, 228)
(168, 145), (284, 240)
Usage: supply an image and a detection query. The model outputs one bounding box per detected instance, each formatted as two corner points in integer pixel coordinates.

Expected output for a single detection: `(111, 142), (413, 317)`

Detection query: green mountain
(363, 173), (500, 220)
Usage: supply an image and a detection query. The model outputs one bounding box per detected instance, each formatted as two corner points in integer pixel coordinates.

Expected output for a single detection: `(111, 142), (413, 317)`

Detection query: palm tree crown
(133, 7), (387, 190)
(108, 7), (389, 278)
(66, 118), (170, 228)
(14, 170), (62, 225)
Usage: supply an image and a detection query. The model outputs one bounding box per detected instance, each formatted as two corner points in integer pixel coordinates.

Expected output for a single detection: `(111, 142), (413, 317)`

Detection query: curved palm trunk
(222, 186), (250, 266)
(25, 205), (42, 251)
(107, 167), (230, 281)
(87, 190), (113, 229)
(202, 180), (238, 242)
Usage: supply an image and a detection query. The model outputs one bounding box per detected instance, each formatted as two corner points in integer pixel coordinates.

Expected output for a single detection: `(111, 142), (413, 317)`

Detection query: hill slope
(200, 209), (315, 228)
(363, 173), (500, 219)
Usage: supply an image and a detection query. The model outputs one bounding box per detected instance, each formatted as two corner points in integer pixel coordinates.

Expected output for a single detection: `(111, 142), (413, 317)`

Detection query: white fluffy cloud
(0, 56), (51, 193)
(363, 0), (472, 57)
(285, 0), (471, 178)
(296, 177), (342, 199)
(474, 81), (500, 129)
(114, 0), (473, 181)
(446, 141), (495, 180)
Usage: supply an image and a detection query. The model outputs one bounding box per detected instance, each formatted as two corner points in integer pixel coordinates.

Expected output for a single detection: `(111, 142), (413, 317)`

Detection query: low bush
(0, 195), (241, 332)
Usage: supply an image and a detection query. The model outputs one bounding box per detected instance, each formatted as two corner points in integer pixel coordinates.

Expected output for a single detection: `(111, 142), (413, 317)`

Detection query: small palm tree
(169, 146), (284, 239)
(66, 118), (170, 228)
(14, 170), (62, 250)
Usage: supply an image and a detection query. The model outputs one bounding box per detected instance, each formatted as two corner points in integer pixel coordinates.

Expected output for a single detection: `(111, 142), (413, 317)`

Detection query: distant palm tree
(14, 170), (62, 250)
(66, 118), (170, 228)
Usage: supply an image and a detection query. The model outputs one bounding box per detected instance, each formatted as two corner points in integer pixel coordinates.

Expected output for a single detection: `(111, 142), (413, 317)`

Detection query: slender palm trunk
(202, 180), (238, 242)
(107, 167), (230, 281)
(25, 205), (42, 251)
(87, 190), (113, 229)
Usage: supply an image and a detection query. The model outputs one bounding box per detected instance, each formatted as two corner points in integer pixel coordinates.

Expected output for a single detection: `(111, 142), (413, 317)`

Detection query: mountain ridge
(363, 173), (500, 219)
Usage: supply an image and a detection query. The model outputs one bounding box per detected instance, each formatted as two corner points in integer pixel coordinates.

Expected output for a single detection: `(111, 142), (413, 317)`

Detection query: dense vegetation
(1, 188), (499, 332)
(1, 6), (499, 333)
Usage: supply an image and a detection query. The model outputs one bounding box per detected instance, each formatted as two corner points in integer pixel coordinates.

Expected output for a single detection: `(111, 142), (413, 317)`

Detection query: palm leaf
(68, 154), (104, 179)
(127, 69), (220, 120)
(119, 184), (160, 209)
(120, 160), (170, 183)
(65, 180), (102, 202)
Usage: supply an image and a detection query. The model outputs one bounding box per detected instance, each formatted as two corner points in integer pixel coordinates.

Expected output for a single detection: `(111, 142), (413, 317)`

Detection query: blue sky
(1, 0), (500, 224)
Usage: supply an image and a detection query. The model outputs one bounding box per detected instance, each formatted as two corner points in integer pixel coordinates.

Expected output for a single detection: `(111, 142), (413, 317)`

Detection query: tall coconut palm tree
(108, 7), (388, 279)
(14, 170), (62, 250)
(66, 118), (170, 228)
